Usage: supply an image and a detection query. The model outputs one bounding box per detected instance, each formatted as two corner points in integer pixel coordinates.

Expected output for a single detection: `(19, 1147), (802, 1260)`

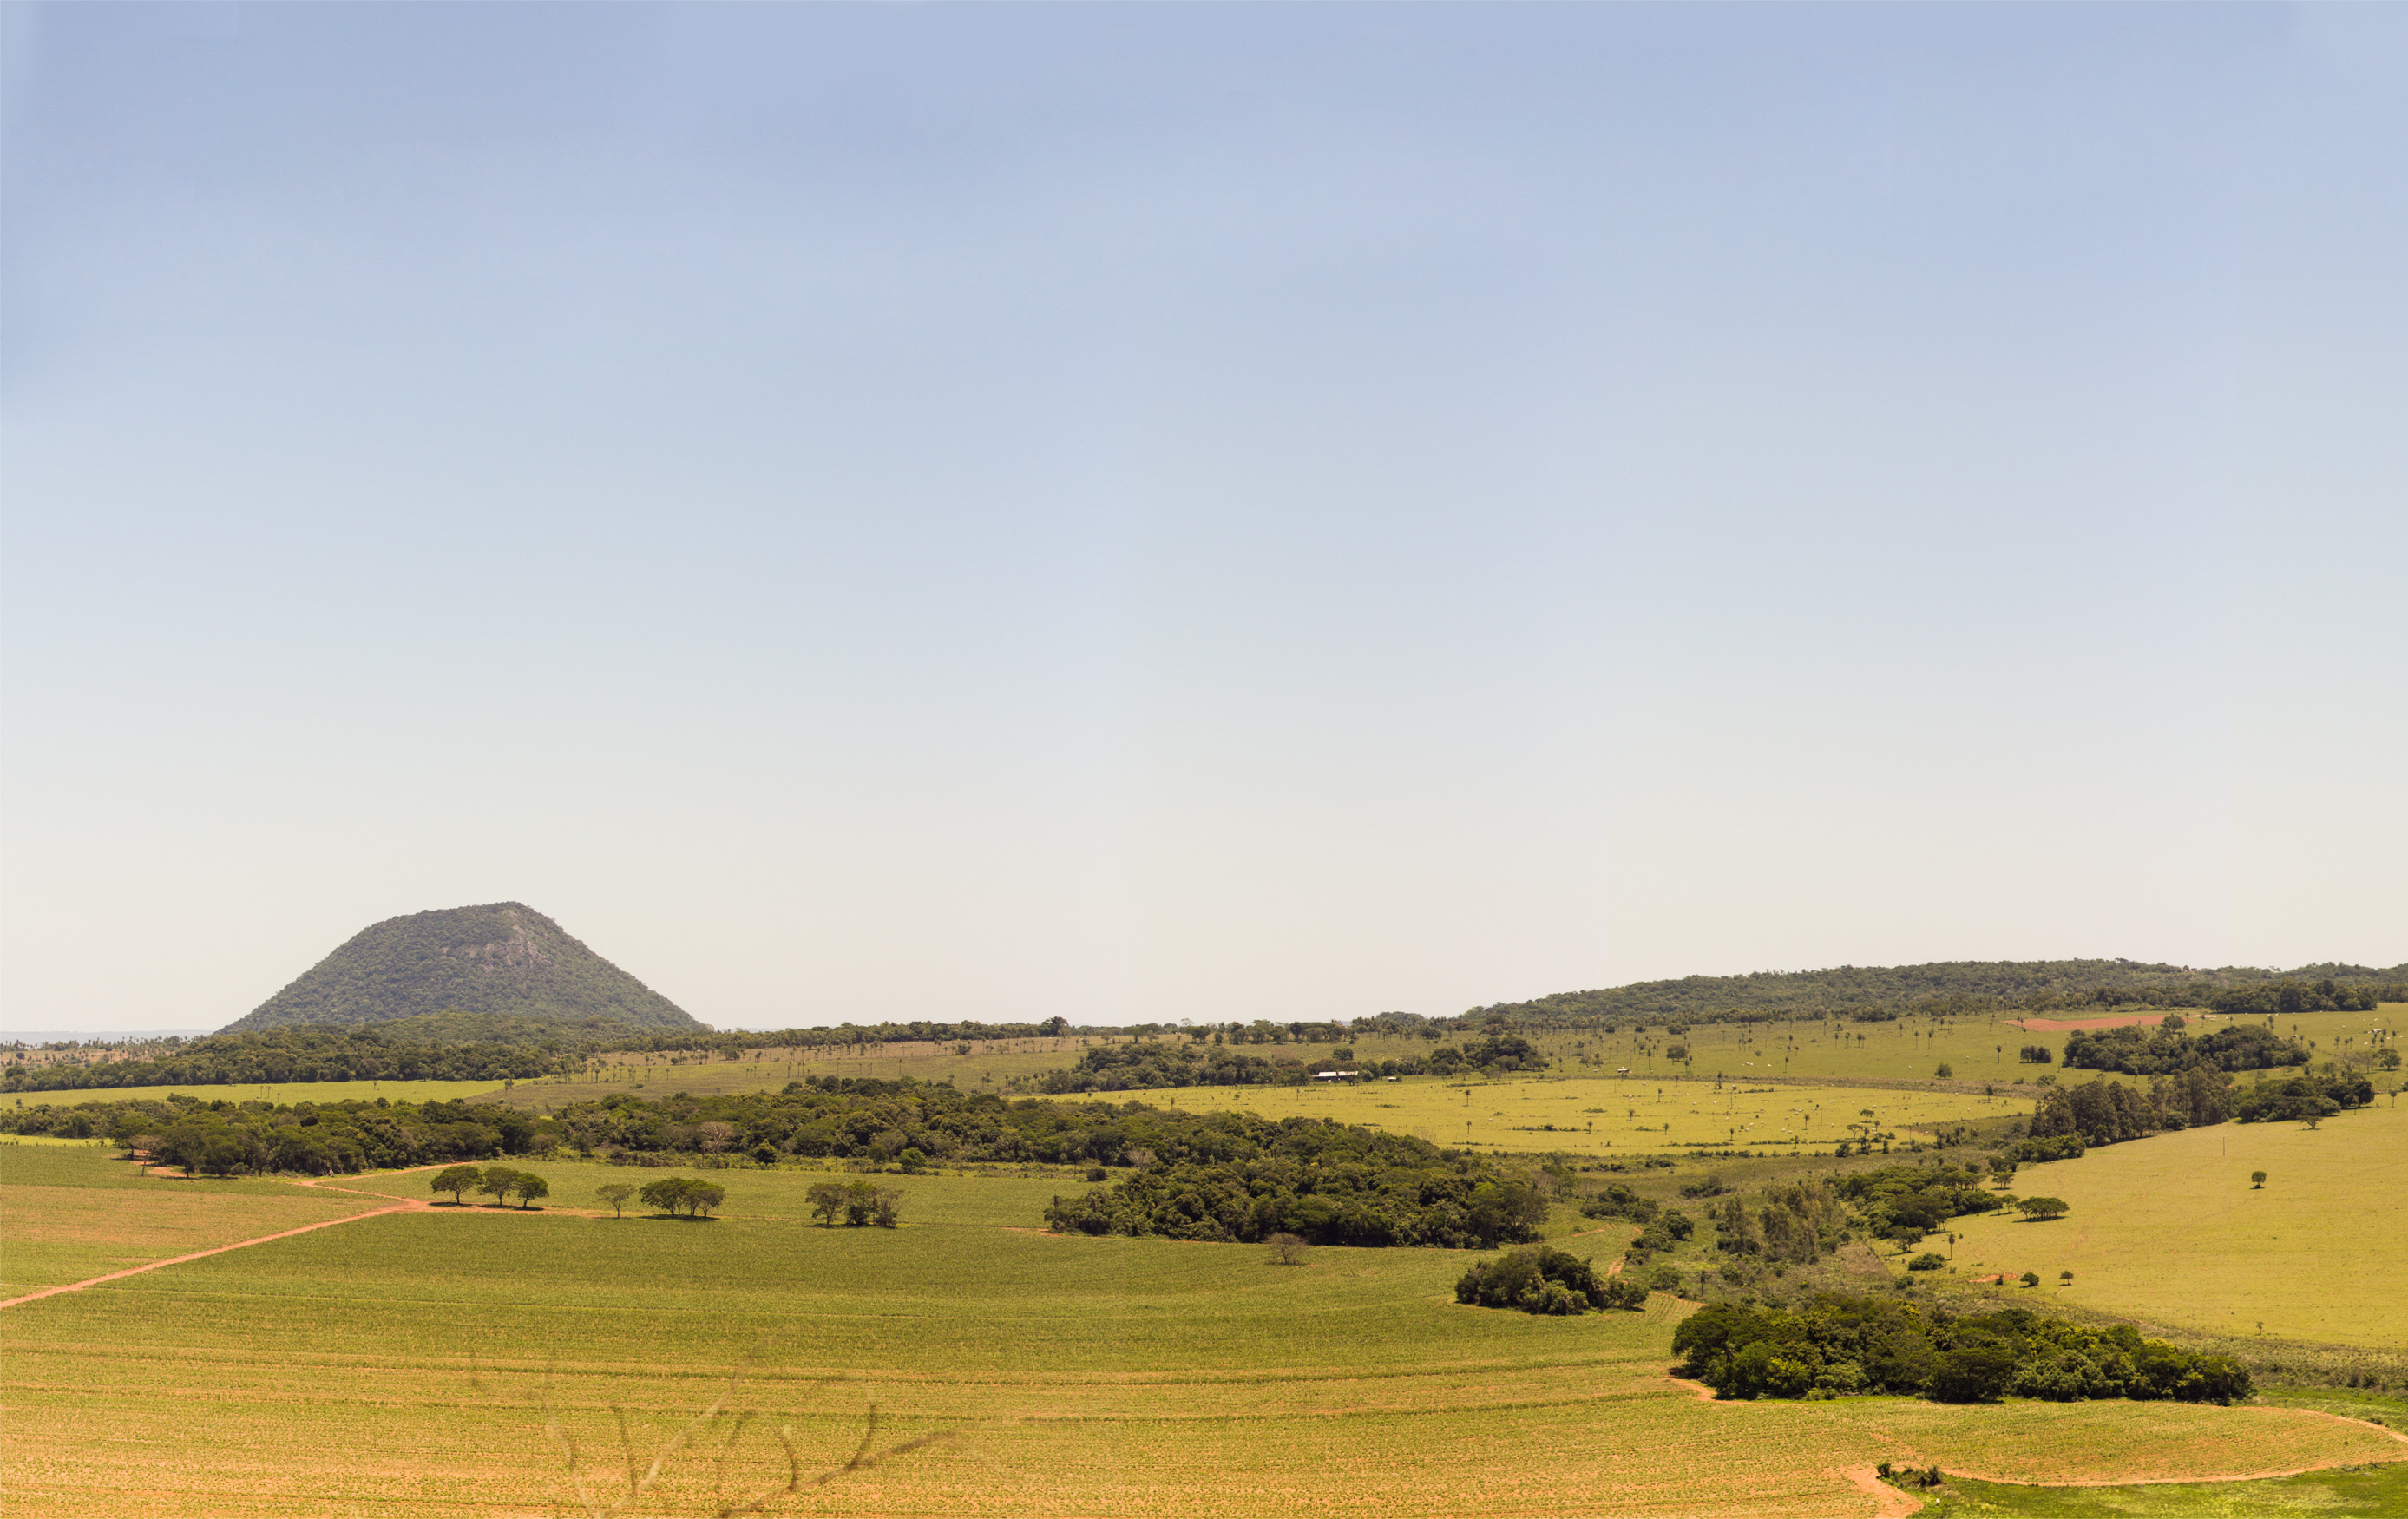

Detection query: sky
(3, 3), (2402, 1036)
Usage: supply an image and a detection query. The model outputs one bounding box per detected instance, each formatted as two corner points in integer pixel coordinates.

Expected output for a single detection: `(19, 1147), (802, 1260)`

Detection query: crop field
(1903, 1099), (2407, 1351)
(1064, 1074), (2030, 1159)
(0, 1142), (389, 1297)
(6, 1146), (2397, 1518)
(26, 1077), (515, 1109)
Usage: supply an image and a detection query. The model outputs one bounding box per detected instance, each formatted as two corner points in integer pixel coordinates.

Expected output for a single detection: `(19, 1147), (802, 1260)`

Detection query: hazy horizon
(5, 5), (2403, 1036)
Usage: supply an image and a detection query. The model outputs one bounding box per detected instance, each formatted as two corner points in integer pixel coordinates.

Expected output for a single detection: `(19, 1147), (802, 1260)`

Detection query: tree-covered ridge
(0, 1023), (571, 1094)
(1672, 1295), (2249, 1404)
(1473, 959), (2408, 1028)
(223, 902), (701, 1034)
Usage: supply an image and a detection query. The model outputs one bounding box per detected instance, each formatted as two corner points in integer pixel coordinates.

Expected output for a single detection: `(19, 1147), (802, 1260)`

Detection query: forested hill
(1474, 959), (2408, 1027)
(223, 903), (702, 1035)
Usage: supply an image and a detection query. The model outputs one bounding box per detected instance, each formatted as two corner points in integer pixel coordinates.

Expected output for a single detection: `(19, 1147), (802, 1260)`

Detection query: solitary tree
(2018, 1271), (2040, 1288)
(2057, 1270), (2074, 1285)
(2250, 1171), (2267, 1189)
(431, 1165), (484, 1205)
(1266, 1232), (1309, 1266)
(596, 1182), (636, 1217)
(2014, 1196), (2070, 1222)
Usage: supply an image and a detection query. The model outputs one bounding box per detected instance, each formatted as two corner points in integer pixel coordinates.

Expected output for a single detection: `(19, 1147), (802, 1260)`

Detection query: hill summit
(222, 903), (703, 1035)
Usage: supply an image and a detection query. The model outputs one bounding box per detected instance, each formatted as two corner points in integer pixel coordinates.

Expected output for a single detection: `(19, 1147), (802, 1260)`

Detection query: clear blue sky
(3, 3), (2401, 1035)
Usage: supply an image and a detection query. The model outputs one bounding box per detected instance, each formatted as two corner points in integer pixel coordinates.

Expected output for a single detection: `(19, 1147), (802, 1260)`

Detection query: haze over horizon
(4, 4), (2402, 1036)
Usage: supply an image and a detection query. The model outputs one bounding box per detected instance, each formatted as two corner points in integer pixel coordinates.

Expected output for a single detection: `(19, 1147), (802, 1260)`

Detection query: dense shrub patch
(1672, 1296), (2250, 1405)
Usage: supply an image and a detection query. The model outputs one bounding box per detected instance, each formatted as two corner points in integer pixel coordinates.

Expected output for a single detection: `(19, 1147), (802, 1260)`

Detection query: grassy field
(1915, 1463), (2408, 1517)
(1062, 1073), (2030, 1159)
(3, 1145), (2398, 1518)
(1892, 1099), (2407, 1351)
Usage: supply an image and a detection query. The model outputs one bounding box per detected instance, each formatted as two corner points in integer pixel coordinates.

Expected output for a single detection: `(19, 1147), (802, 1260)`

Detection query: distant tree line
(1673, 1295), (2249, 1404)
(0, 1093), (553, 1174)
(2208, 977), (2403, 1015)
(0, 1024), (568, 1094)
(1022, 1033), (1547, 1094)
(1462, 959), (2406, 1030)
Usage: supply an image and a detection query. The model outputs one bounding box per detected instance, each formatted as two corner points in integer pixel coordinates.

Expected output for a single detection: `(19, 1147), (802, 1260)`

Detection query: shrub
(1906, 1253), (1946, 1272)
(1455, 1246), (1609, 1314)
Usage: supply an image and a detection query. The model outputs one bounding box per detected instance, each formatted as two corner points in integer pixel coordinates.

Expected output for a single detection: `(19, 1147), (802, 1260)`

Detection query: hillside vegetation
(222, 902), (700, 1034)
(1474, 959), (2408, 1027)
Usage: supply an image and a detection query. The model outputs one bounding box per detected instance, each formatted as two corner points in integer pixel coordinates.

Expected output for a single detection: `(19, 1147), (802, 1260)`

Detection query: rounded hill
(221, 903), (702, 1035)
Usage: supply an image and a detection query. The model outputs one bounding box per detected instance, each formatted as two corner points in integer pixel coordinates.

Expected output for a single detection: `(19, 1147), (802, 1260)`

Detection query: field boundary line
(0, 1200), (412, 1310)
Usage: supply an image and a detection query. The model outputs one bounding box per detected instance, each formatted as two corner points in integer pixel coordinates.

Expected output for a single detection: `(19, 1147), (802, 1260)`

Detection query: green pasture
(2, 1143), (2399, 1517)
(20, 1076), (511, 1110)
(1918, 1463), (2408, 1518)
(1065, 1073), (2029, 1158)
(1898, 1097), (2407, 1351)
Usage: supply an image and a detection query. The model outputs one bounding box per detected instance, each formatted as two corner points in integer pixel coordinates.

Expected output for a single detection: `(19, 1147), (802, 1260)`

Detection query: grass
(1889, 1098), (2408, 1351)
(1060, 1072), (2026, 1159)
(1914, 1463), (2408, 1517)
(3, 1144), (2398, 1518)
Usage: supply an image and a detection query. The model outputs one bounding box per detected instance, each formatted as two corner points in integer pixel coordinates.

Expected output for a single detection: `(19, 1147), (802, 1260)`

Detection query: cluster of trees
(1832, 1165), (2004, 1239)
(805, 1179), (900, 1226)
(0, 1024), (566, 1094)
(1454, 1246), (1647, 1315)
(2030, 1069), (2247, 1148)
(2233, 1070), (2376, 1125)
(1023, 1033), (1548, 1095)
(1706, 1180), (1853, 1266)
(2, 1093), (553, 1174)
(1673, 1296), (2250, 1404)
(430, 1163), (549, 1207)
(1043, 1136), (1547, 1248)
(2018, 1045), (2053, 1064)
(2063, 1020), (2306, 1076)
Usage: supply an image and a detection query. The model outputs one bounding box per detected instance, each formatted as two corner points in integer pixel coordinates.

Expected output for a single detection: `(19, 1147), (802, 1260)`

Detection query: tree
(805, 1180), (849, 1226)
(1934, 1063), (1953, 1080)
(639, 1176), (726, 1219)
(870, 1186), (902, 1228)
(2019, 1271), (2041, 1287)
(1266, 1232), (1309, 1266)
(596, 1182), (636, 1217)
(514, 1173), (549, 1209)
(430, 1164), (484, 1205)
(2249, 1171), (2267, 1189)
(476, 1167), (525, 1207)
(2015, 1196), (2070, 1221)
(2058, 1270), (2074, 1285)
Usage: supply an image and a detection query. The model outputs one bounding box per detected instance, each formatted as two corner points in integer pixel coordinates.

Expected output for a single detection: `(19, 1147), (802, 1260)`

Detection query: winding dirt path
(1834, 1465), (1924, 1517)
